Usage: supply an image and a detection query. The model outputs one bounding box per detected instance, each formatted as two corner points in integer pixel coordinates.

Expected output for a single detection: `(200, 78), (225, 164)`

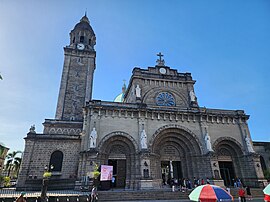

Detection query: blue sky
(0, 0), (269, 152)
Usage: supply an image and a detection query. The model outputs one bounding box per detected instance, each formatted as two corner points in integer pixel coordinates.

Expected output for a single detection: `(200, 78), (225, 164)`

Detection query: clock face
(77, 43), (85, 50)
(156, 92), (175, 106)
(159, 67), (166, 74)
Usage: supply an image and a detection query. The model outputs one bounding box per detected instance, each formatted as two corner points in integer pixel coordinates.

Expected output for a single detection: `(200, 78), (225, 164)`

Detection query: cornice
(85, 100), (249, 124)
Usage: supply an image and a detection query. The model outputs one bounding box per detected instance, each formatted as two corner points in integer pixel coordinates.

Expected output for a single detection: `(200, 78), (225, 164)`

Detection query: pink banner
(100, 165), (113, 181)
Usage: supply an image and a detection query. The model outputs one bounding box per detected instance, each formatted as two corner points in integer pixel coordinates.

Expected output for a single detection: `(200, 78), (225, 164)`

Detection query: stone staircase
(96, 188), (265, 201)
(230, 188), (264, 199)
(0, 187), (265, 202)
(97, 189), (190, 201)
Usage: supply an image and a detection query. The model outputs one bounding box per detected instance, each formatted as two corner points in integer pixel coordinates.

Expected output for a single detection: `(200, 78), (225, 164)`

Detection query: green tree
(5, 151), (22, 178)
(264, 169), (270, 180)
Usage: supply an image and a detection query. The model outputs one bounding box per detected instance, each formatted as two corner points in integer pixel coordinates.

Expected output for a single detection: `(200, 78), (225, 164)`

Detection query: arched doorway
(213, 138), (244, 187)
(150, 126), (202, 186)
(98, 132), (138, 189)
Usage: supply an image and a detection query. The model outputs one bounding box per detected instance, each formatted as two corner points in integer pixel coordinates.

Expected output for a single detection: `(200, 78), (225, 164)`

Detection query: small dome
(72, 15), (95, 35)
(114, 93), (124, 102)
(113, 81), (126, 102)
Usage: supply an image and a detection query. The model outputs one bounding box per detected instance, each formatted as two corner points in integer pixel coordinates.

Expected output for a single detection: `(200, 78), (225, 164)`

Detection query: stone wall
(17, 133), (81, 190)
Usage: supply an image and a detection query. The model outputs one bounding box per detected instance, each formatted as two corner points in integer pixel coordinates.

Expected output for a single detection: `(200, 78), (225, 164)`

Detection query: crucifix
(157, 52), (164, 61)
(156, 52), (165, 66)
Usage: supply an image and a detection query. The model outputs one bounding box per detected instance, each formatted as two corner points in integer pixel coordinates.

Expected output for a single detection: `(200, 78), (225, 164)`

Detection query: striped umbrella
(263, 184), (270, 202)
(189, 184), (233, 202)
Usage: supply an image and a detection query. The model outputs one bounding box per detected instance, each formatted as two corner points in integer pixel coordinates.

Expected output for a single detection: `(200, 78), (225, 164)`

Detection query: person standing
(111, 176), (115, 190)
(246, 186), (252, 200)
(226, 187), (231, 195)
(16, 192), (26, 202)
(201, 178), (204, 185)
(238, 186), (246, 202)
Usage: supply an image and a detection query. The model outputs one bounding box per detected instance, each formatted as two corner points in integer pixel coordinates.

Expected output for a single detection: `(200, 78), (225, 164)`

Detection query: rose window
(156, 92), (175, 106)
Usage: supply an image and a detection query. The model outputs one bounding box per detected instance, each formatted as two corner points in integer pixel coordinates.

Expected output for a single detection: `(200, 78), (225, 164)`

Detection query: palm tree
(5, 151), (22, 178)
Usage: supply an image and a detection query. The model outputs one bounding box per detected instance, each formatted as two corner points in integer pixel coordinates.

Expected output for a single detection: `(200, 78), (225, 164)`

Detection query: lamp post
(41, 165), (54, 202)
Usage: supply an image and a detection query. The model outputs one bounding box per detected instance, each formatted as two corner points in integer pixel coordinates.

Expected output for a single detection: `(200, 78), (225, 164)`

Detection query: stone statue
(89, 127), (97, 148)
(140, 129), (147, 149)
(205, 130), (213, 152)
(189, 90), (197, 102)
(245, 136), (255, 153)
(29, 125), (36, 133)
(135, 85), (141, 98)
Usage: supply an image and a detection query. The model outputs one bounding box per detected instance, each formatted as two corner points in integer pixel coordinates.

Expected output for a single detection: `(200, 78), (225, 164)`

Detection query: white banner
(100, 165), (113, 181)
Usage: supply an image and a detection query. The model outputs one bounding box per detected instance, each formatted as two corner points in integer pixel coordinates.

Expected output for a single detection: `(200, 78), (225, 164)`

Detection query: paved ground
(108, 199), (265, 202)
(0, 188), (265, 201)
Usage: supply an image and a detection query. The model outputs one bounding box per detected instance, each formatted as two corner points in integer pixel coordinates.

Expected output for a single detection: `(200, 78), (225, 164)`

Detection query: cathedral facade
(17, 15), (266, 190)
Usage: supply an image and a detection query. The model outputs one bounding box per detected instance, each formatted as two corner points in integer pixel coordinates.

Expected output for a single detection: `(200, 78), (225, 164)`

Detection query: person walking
(238, 186), (246, 202)
(91, 185), (98, 202)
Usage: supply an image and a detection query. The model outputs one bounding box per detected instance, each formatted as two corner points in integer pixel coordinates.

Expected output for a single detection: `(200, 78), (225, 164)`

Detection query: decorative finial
(156, 52), (165, 66)
(85, 9), (87, 17)
(122, 79), (126, 93)
(80, 12), (90, 23)
(29, 124), (36, 133)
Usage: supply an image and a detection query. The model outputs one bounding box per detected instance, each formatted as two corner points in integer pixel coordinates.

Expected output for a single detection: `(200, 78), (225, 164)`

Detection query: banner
(100, 165), (113, 181)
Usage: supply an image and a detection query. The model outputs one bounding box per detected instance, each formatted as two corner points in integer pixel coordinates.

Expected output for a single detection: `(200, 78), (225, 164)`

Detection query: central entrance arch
(98, 132), (138, 189)
(150, 125), (203, 186)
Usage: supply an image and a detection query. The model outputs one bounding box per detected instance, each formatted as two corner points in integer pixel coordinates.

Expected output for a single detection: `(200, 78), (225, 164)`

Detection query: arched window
(72, 37), (75, 43)
(88, 39), (91, 45)
(49, 150), (63, 172)
(80, 36), (84, 43)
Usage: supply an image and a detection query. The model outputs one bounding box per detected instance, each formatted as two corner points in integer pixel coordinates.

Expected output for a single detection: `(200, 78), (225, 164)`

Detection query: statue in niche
(214, 169), (220, 179)
(204, 128), (213, 152)
(89, 127), (97, 149)
(140, 129), (147, 149)
(245, 136), (255, 153)
(135, 84), (141, 98)
(189, 90), (197, 103)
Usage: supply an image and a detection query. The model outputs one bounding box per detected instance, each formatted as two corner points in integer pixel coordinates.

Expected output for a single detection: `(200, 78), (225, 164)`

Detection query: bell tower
(55, 15), (96, 121)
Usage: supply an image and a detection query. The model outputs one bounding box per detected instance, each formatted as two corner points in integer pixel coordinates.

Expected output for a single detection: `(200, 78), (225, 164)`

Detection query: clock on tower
(55, 15), (96, 121)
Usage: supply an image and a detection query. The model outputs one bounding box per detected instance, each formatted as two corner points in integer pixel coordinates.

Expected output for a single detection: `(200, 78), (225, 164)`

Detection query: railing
(0, 189), (89, 198)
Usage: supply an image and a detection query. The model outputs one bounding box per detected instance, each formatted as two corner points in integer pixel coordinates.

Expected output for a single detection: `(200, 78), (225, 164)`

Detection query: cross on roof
(156, 52), (165, 66)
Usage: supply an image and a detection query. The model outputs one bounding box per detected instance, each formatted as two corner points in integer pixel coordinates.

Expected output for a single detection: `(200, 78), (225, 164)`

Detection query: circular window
(156, 92), (175, 106)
